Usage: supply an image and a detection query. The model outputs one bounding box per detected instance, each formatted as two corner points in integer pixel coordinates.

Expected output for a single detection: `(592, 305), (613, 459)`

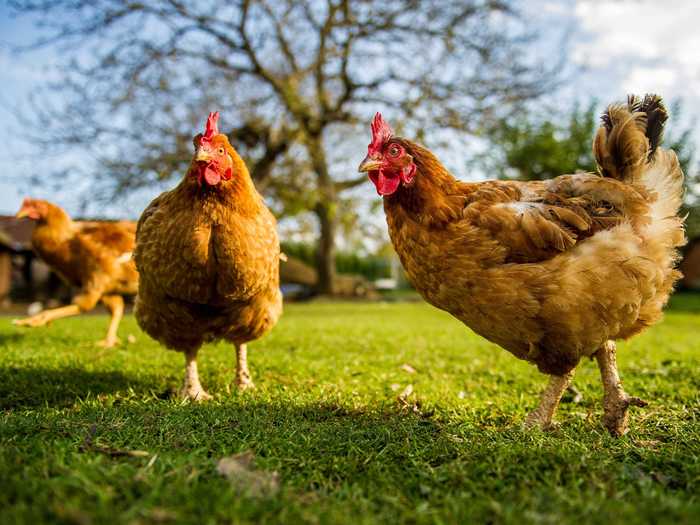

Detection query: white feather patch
(116, 252), (133, 264)
(500, 202), (543, 215)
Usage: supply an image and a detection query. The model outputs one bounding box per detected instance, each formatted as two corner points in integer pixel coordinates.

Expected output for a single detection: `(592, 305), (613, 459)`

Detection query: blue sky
(0, 0), (698, 219)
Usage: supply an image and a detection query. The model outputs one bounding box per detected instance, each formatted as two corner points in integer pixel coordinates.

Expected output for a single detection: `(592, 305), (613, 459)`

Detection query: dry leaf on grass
(80, 424), (150, 458)
(400, 363), (417, 374)
(634, 439), (662, 450)
(396, 384), (434, 418)
(216, 451), (280, 498)
(398, 384), (413, 402)
(82, 445), (149, 458)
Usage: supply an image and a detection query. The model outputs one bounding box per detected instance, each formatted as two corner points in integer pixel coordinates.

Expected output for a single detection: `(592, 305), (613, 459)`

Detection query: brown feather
(594, 94), (669, 181)
(134, 136), (282, 354)
(27, 201), (138, 304)
(380, 93), (685, 380)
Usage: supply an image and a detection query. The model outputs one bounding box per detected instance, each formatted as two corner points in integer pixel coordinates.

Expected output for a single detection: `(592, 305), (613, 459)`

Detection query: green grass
(1, 296), (699, 525)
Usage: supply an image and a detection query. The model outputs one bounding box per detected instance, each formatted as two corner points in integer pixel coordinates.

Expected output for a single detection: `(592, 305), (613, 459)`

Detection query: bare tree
(9, 0), (558, 294)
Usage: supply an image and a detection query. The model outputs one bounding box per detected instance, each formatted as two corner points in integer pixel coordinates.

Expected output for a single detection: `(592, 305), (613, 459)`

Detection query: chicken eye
(218, 147), (225, 155)
(388, 144), (401, 158)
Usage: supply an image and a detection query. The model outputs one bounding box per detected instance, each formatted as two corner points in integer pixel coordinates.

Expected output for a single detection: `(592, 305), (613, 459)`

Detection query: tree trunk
(305, 134), (337, 296)
(314, 200), (336, 295)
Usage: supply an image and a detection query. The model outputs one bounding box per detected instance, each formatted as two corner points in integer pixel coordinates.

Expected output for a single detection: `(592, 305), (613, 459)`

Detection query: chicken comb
(369, 112), (394, 154)
(201, 111), (220, 143)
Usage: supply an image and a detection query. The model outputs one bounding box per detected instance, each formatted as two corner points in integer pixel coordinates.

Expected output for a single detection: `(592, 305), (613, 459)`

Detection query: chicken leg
(235, 343), (255, 390)
(13, 304), (81, 328)
(596, 340), (647, 436)
(524, 371), (574, 430)
(180, 350), (212, 401)
(97, 295), (124, 348)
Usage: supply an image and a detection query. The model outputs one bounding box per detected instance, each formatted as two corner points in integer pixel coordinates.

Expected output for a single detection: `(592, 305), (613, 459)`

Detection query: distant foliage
(10, 0), (559, 294)
(478, 101), (599, 180)
(476, 99), (700, 238)
(282, 242), (391, 281)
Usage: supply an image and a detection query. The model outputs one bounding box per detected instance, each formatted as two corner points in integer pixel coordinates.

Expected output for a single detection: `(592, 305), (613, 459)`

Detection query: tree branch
(334, 174), (368, 192)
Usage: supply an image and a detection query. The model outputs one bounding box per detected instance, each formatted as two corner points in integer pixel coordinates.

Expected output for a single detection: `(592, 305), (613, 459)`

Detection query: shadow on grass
(2, 398), (698, 525)
(5, 398), (695, 496)
(4, 397), (460, 476)
(0, 366), (155, 409)
(0, 333), (27, 346)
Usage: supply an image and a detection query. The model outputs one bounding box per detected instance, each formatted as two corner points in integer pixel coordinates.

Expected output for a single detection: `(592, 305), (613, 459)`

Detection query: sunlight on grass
(1, 297), (699, 524)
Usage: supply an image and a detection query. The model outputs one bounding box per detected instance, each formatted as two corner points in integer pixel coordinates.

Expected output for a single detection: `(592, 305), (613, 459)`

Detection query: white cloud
(572, 0), (700, 103)
(621, 66), (677, 95)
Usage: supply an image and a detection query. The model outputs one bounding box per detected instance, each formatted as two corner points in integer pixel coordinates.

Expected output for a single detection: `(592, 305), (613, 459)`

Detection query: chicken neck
(178, 168), (263, 219)
(385, 139), (473, 228)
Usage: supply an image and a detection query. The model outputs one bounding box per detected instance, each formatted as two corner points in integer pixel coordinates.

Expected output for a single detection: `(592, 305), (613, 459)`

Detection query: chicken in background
(14, 199), (138, 347)
(358, 95), (685, 436)
(134, 112), (282, 401)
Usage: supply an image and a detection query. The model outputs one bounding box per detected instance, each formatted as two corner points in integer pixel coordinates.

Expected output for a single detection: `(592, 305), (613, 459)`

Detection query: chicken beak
(358, 156), (382, 173)
(15, 208), (29, 219)
(195, 149), (211, 163)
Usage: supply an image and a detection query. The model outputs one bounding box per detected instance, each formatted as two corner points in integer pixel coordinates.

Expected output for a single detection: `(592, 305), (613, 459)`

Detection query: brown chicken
(358, 95), (685, 436)
(14, 199), (138, 347)
(134, 112), (283, 401)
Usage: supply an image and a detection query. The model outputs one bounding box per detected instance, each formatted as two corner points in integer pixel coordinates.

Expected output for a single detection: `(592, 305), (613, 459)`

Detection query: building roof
(0, 216), (35, 252)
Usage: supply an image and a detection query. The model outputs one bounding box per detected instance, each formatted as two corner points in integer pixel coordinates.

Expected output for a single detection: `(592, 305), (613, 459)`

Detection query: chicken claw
(96, 337), (121, 348)
(13, 305), (81, 329)
(235, 343), (255, 390)
(99, 295), (124, 350)
(524, 371), (574, 430)
(236, 378), (255, 391)
(596, 341), (647, 436)
(13, 315), (50, 327)
(180, 385), (213, 402)
(181, 351), (213, 402)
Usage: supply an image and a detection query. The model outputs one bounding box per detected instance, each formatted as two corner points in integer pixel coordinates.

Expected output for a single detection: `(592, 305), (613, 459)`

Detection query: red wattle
(369, 170), (401, 196)
(196, 163), (221, 186)
(401, 163), (416, 185)
(203, 165), (222, 186)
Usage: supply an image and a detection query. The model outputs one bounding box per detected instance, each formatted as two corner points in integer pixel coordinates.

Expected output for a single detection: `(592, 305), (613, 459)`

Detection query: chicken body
(360, 96), (685, 435)
(14, 199), (138, 347)
(134, 114), (282, 400)
(384, 171), (679, 376)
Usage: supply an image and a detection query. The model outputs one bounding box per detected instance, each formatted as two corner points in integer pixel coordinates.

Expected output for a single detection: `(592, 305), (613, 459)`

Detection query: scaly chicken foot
(596, 340), (648, 436)
(13, 314), (51, 328)
(96, 295), (124, 348)
(180, 351), (212, 401)
(524, 371), (575, 430)
(235, 343), (255, 390)
(13, 304), (82, 328)
(96, 337), (121, 348)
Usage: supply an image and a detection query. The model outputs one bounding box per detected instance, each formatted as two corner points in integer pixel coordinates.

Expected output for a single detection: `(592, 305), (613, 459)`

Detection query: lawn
(1, 296), (699, 525)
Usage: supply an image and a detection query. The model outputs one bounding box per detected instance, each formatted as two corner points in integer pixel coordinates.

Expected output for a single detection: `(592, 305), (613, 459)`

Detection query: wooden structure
(680, 237), (700, 290)
(0, 216), (70, 306)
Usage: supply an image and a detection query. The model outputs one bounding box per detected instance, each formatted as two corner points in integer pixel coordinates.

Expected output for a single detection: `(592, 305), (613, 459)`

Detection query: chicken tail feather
(596, 95), (686, 321)
(593, 94), (668, 183)
(631, 94), (667, 161)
